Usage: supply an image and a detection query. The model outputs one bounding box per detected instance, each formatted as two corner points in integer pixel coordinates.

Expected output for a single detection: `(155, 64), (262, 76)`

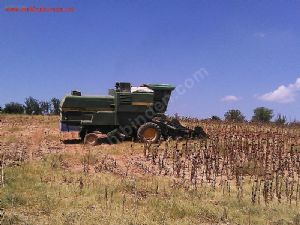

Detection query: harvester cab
(60, 82), (206, 145)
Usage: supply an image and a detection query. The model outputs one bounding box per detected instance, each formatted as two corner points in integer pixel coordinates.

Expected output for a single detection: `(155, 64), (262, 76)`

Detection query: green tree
(24, 97), (42, 115)
(252, 107), (273, 123)
(50, 98), (60, 115)
(40, 101), (51, 115)
(3, 102), (24, 114)
(274, 114), (287, 125)
(224, 109), (245, 122)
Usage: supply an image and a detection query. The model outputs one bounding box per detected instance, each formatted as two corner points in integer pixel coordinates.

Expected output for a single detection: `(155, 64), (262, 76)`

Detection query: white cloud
(254, 32), (266, 38)
(221, 95), (241, 102)
(258, 78), (300, 103)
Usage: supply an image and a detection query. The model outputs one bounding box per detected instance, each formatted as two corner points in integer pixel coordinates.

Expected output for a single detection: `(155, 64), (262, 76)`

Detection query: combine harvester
(60, 82), (206, 145)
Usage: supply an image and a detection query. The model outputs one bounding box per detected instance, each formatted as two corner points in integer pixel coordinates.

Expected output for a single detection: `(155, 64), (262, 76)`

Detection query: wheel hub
(142, 127), (157, 140)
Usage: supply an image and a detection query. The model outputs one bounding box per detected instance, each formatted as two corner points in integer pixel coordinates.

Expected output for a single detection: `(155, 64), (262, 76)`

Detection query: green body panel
(81, 111), (117, 126)
(60, 83), (175, 133)
(116, 93), (153, 111)
(61, 95), (114, 111)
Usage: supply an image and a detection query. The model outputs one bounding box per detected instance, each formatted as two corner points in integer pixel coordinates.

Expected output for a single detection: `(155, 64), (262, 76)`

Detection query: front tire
(84, 133), (98, 146)
(137, 122), (161, 143)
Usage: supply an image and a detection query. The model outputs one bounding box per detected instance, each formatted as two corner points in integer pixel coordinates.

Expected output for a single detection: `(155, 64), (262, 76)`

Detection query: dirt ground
(0, 115), (164, 177)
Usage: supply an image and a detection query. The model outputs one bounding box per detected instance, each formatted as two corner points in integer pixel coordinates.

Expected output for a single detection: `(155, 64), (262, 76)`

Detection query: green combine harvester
(60, 82), (206, 145)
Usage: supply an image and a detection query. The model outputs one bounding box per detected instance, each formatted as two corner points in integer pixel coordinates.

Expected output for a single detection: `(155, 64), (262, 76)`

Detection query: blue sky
(1, 0), (300, 120)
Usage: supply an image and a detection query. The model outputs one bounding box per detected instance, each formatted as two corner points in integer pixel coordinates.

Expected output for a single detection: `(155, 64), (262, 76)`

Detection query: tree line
(0, 99), (297, 126)
(211, 107), (294, 125)
(0, 97), (60, 115)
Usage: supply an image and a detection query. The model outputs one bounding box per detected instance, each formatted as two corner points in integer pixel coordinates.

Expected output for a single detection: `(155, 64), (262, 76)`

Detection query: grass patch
(0, 154), (299, 225)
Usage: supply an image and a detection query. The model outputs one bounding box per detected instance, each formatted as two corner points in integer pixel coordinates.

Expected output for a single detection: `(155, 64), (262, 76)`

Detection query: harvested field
(0, 115), (300, 225)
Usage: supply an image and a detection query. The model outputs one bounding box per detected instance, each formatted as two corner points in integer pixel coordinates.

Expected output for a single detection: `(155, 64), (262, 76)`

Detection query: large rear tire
(137, 122), (161, 143)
